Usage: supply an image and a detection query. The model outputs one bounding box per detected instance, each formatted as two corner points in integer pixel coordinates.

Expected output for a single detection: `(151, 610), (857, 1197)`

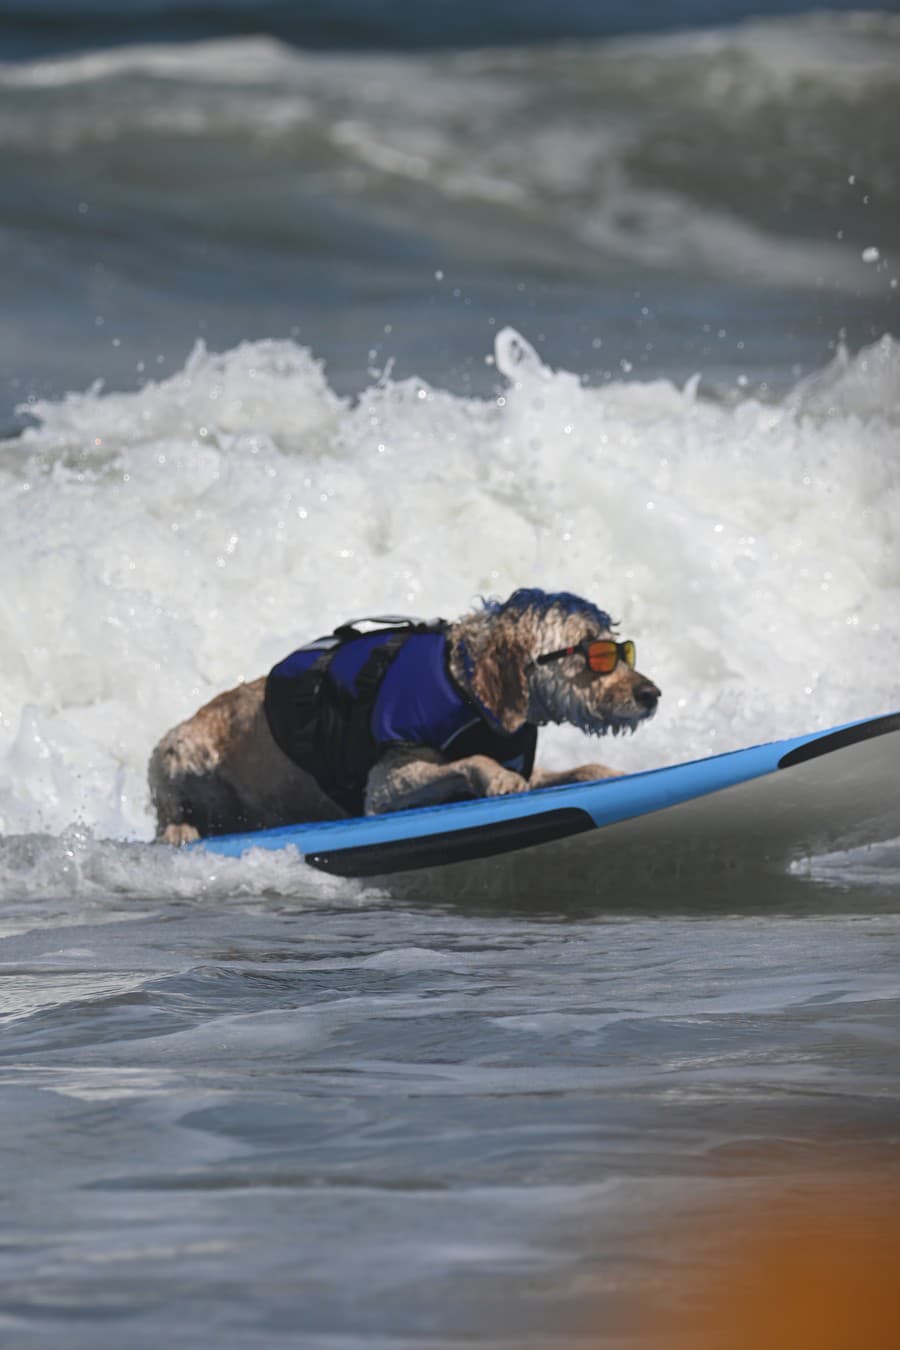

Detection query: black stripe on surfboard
(305, 807), (594, 877)
(306, 711), (900, 876)
(777, 712), (900, 770)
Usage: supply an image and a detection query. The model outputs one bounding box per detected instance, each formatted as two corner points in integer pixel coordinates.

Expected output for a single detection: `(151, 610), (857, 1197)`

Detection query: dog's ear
(470, 631), (529, 733)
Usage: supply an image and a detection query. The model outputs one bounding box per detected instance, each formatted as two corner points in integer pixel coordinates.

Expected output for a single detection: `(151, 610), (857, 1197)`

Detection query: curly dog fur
(149, 588), (660, 843)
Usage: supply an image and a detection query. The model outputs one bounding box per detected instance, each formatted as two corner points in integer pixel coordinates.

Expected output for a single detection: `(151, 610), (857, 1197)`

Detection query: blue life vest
(264, 620), (537, 815)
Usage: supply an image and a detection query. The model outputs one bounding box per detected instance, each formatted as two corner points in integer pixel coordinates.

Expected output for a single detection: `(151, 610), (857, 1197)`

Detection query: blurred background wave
(1, 0), (897, 427)
(3, 0), (890, 57)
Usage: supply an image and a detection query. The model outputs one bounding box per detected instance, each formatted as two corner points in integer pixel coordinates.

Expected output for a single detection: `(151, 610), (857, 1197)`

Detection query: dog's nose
(633, 679), (661, 711)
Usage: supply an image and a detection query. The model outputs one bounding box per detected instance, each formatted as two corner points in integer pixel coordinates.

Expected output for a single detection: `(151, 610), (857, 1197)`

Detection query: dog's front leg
(365, 746), (530, 815)
(529, 763), (621, 789)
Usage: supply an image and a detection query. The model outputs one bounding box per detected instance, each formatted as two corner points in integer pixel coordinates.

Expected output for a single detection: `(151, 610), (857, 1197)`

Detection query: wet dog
(149, 588), (660, 843)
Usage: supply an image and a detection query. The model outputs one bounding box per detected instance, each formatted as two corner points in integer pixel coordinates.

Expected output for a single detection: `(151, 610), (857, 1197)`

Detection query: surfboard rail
(193, 711), (900, 879)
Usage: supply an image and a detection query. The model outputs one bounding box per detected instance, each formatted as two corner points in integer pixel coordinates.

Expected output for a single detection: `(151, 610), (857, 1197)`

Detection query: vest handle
(334, 614), (445, 639)
(337, 615), (424, 632)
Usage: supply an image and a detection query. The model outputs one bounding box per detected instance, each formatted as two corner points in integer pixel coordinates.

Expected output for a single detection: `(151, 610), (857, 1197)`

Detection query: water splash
(1, 326), (898, 893)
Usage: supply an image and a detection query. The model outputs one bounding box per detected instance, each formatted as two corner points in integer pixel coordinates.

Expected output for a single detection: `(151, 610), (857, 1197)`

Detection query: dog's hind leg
(148, 724), (245, 844)
(150, 677), (349, 842)
(148, 679), (268, 842)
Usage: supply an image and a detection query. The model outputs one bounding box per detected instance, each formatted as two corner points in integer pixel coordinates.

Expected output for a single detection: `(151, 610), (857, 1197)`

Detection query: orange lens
(586, 640), (636, 673)
(586, 640), (619, 673)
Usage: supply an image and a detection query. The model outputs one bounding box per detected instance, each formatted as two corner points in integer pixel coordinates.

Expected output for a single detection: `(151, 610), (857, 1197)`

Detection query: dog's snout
(633, 679), (660, 711)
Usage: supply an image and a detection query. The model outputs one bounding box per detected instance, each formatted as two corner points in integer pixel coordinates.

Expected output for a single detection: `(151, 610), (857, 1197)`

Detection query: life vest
(263, 617), (537, 816)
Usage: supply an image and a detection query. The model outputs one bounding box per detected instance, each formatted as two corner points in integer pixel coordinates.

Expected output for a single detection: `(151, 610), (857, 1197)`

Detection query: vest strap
(265, 618), (446, 814)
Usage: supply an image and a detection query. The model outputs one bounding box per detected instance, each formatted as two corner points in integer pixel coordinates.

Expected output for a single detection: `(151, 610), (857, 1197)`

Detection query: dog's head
(459, 588), (660, 736)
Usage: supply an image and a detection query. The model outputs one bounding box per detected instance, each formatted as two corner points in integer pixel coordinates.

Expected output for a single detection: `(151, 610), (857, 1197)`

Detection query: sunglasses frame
(530, 637), (636, 675)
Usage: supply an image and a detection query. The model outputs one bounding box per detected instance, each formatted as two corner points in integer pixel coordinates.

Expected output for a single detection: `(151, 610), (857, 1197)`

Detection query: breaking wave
(1, 325), (898, 891)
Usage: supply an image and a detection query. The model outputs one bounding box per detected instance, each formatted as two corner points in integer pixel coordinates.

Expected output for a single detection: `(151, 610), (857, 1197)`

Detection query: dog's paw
(459, 755), (530, 799)
(158, 823), (201, 846)
(570, 763), (621, 781)
(530, 763), (623, 790)
(482, 766), (530, 797)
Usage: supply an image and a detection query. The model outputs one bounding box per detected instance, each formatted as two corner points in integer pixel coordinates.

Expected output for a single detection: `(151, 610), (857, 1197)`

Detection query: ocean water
(1, 3), (900, 1346)
(1, 9), (898, 421)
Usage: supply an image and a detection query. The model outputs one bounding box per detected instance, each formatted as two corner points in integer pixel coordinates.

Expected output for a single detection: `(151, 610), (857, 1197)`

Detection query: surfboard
(195, 711), (900, 886)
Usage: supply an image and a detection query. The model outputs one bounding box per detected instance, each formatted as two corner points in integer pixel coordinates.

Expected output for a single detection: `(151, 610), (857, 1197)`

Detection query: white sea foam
(1, 325), (898, 893)
(0, 827), (378, 911)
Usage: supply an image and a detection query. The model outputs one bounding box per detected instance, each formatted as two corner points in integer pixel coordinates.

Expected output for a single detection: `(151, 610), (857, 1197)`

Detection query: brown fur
(466, 624), (531, 733)
(149, 594), (660, 842)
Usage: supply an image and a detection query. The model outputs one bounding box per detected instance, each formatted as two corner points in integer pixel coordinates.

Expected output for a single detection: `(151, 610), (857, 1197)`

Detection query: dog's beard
(529, 676), (650, 737)
(563, 708), (643, 738)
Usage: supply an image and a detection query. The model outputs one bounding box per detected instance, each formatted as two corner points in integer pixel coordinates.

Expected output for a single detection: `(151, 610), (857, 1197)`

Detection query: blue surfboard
(195, 712), (900, 882)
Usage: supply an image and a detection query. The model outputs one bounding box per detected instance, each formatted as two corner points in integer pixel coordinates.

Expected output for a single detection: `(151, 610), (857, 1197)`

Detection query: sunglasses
(531, 637), (636, 675)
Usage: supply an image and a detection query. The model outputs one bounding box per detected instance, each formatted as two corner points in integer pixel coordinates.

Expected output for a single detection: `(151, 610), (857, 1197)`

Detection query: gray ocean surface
(3, 863), (900, 1348)
(1, 1), (900, 1345)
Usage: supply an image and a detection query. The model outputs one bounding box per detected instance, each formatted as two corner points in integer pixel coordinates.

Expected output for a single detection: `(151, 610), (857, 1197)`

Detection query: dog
(149, 588), (660, 844)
